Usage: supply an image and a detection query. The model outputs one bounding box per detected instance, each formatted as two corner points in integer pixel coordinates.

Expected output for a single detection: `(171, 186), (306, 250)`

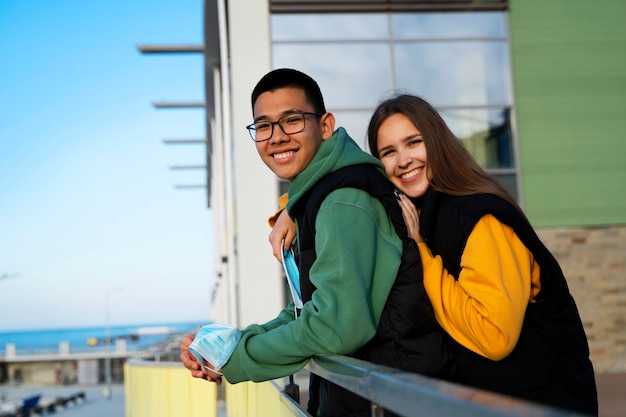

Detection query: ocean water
(0, 321), (203, 355)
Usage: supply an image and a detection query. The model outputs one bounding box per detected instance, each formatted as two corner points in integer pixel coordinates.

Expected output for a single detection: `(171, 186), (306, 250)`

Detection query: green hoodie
(222, 127), (403, 383)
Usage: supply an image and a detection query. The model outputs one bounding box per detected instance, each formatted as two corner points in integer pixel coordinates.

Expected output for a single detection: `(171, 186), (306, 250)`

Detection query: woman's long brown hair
(367, 94), (522, 213)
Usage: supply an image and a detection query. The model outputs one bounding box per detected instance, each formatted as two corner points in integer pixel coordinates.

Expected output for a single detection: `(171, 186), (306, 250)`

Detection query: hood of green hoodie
(286, 127), (385, 214)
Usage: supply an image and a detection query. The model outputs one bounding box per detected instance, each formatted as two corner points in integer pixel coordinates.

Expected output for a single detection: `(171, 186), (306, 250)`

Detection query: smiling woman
(362, 93), (598, 415)
(375, 113), (430, 199)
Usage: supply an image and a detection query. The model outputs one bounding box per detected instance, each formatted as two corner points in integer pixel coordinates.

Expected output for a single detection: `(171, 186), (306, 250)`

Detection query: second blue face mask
(281, 240), (302, 311)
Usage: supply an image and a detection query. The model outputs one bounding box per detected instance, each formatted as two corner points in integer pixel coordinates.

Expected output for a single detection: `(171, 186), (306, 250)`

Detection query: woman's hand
(269, 210), (296, 262)
(397, 193), (424, 243)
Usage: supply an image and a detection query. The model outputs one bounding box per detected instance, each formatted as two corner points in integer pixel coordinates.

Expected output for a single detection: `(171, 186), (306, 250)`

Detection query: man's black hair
(251, 68), (326, 115)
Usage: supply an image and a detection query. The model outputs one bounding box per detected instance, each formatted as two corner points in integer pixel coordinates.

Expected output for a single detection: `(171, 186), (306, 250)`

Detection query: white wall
(214, 0), (283, 327)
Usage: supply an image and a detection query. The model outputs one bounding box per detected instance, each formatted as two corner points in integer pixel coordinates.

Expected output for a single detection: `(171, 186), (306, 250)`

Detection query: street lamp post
(104, 286), (123, 399)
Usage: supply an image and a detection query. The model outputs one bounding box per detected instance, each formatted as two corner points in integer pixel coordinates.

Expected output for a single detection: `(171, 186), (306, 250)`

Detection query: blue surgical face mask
(188, 323), (242, 371)
(281, 240), (302, 310)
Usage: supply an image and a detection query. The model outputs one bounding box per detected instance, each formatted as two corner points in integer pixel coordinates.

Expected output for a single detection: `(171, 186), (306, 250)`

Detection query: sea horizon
(0, 319), (207, 334)
(0, 320), (208, 355)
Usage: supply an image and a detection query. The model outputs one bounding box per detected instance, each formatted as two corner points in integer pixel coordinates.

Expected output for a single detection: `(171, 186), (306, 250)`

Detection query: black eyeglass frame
(246, 111), (323, 142)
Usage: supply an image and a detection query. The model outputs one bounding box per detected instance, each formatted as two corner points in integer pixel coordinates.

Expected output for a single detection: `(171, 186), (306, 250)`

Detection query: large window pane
(392, 12), (506, 39)
(439, 107), (513, 169)
(491, 173), (518, 202)
(395, 41), (511, 106)
(270, 10), (519, 201)
(332, 110), (374, 151)
(273, 43), (393, 109)
(272, 13), (388, 41)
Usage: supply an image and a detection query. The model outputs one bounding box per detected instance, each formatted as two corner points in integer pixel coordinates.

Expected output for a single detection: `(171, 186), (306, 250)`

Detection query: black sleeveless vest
(419, 190), (598, 416)
(291, 165), (450, 417)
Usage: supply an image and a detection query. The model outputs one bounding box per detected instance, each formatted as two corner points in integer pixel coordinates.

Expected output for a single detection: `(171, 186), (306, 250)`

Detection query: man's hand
(269, 210), (296, 262)
(180, 331), (205, 379)
(199, 361), (223, 385)
(180, 330), (222, 384)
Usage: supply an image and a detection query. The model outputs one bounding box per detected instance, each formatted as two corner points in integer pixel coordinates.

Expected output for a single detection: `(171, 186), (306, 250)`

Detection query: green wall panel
(509, 0), (626, 227)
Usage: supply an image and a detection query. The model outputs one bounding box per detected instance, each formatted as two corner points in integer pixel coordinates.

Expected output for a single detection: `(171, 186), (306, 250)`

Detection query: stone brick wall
(536, 225), (626, 374)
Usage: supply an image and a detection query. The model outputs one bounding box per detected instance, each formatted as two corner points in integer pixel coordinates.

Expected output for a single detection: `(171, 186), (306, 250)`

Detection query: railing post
(284, 374), (300, 403)
(371, 403), (384, 417)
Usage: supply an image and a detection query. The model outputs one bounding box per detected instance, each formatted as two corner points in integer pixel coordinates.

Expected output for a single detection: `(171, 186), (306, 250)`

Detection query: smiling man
(180, 69), (447, 417)
(250, 86), (329, 181)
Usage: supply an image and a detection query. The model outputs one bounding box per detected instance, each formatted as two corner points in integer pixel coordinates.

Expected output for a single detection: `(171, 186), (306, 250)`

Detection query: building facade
(161, 0), (625, 373)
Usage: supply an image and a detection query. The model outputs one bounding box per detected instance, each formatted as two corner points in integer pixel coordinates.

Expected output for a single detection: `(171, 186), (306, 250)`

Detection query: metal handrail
(305, 355), (587, 417)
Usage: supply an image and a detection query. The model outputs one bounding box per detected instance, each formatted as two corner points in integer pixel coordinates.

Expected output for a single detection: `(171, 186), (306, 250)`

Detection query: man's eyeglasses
(246, 111), (322, 142)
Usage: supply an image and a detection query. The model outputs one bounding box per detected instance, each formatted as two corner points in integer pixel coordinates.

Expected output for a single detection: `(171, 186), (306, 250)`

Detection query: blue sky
(0, 0), (215, 330)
